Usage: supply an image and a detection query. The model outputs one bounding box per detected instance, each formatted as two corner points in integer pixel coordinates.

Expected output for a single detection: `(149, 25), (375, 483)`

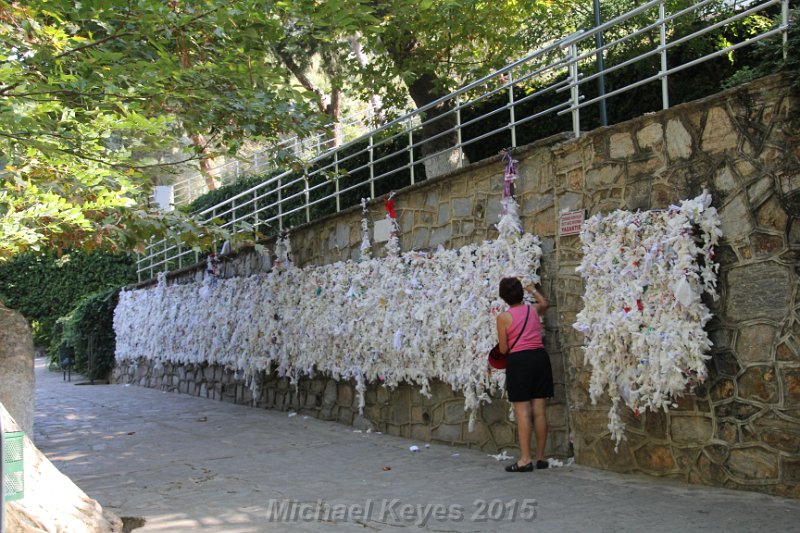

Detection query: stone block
(557, 192), (583, 212)
(747, 176), (773, 207)
(637, 123), (664, 150)
(437, 203), (449, 225)
(776, 341), (797, 362)
(323, 380), (337, 406)
(431, 423), (462, 443)
(710, 378), (736, 402)
(490, 423), (515, 447)
(714, 401), (761, 421)
(391, 400), (410, 424)
(783, 458), (800, 482)
(726, 446), (779, 480)
(644, 410), (667, 439)
(713, 165), (739, 195)
(666, 119), (692, 160)
(751, 413), (800, 453)
(701, 107), (737, 153)
(452, 197), (473, 218)
(337, 382), (353, 406)
(585, 165), (623, 189)
(695, 452), (729, 486)
(757, 197), (789, 231)
(486, 198), (503, 224)
(425, 190), (439, 207)
(718, 194), (753, 242)
(338, 406), (353, 424)
(634, 444), (675, 471)
(463, 421), (492, 445)
(412, 228), (430, 249)
(750, 232), (784, 258)
(736, 324), (777, 362)
(594, 436), (635, 471)
(411, 424), (431, 441)
(737, 365), (777, 403)
(444, 400), (466, 424)
(782, 368), (800, 407)
(716, 420), (739, 443)
(610, 133), (635, 159)
(725, 263), (791, 322)
(430, 226), (452, 247)
(670, 415), (713, 444)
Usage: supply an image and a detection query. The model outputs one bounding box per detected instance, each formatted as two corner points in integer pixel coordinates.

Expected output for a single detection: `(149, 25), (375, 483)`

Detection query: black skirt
(506, 348), (554, 402)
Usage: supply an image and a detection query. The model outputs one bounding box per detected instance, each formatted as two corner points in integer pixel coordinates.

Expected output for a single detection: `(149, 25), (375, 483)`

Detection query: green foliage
(52, 287), (121, 381)
(0, 0), (374, 260)
(0, 250), (136, 346)
(723, 8), (800, 92)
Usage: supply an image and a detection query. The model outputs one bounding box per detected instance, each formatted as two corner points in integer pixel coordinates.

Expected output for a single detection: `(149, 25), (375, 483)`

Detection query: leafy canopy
(0, 0), (376, 260)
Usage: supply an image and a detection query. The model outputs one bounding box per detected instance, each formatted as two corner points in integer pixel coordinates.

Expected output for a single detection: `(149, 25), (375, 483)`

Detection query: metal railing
(137, 0), (790, 281)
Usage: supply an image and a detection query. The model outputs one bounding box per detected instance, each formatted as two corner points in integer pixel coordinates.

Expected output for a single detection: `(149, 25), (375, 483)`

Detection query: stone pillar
(0, 302), (35, 437)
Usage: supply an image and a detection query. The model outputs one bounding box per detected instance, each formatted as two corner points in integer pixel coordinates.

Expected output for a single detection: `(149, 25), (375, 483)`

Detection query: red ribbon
(384, 197), (396, 219)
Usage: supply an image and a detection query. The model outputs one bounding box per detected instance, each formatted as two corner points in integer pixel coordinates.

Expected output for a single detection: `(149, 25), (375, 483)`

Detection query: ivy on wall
(54, 287), (121, 380)
(0, 251), (136, 346)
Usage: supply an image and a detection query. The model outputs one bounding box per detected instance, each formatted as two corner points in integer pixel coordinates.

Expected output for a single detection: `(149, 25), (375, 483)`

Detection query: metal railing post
(178, 244), (183, 270)
(163, 239), (168, 272)
(334, 151), (341, 212)
(304, 175), (311, 223)
(568, 42), (581, 138)
(456, 95), (463, 168)
(408, 116), (415, 185)
(136, 252), (142, 283)
(149, 238), (154, 280)
(278, 177), (284, 232)
(508, 67), (517, 148)
(369, 134), (375, 199)
(254, 189), (260, 234)
(659, 1), (670, 109)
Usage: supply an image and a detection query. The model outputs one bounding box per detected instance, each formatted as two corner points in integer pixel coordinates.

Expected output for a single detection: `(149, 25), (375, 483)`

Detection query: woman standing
(495, 277), (553, 472)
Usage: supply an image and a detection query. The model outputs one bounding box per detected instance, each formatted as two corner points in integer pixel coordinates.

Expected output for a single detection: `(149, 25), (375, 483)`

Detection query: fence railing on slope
(137, 0), (790, 282)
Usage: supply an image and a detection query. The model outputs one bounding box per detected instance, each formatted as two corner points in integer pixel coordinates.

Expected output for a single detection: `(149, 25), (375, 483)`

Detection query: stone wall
(115, 359), (570, 457)
(123, 74), (800, 497)
(553, 74), (800, 498)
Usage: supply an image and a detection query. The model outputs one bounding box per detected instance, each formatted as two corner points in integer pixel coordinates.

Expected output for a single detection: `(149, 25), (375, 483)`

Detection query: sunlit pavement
(34, 359), (800, 532)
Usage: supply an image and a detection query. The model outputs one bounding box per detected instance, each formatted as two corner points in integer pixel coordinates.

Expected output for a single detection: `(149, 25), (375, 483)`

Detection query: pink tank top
(506, 304), (543, 352)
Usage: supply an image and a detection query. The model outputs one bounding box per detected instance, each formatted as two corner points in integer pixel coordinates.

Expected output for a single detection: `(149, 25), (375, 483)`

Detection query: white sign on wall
(559, 210), (585, 236)
(373, 218), (392, 242)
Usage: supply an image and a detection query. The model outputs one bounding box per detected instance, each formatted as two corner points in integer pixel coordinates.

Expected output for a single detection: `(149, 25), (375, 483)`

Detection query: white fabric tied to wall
(573, 191), (722, 447)
(114, 201), (542, 428)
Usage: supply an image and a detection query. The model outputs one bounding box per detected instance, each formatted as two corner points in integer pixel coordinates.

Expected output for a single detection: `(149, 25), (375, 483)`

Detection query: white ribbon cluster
(573, 191), (721, 447)
(114, 211), (542, 428)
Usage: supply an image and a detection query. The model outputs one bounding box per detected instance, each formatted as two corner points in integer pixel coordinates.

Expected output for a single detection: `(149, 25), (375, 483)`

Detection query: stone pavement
(34, 359), (800, 533)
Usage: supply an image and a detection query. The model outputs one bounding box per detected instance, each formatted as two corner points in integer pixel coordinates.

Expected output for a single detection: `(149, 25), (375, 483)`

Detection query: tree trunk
(385, 33), (467, 178)
(191, 134), (217, 191)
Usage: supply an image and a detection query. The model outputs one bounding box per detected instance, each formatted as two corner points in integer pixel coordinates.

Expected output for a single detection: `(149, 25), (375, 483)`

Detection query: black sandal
(505, 461), (533, 472)
(536, 460), (549, 470)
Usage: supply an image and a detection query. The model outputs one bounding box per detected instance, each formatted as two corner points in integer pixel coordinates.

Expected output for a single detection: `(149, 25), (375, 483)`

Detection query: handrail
(137, 0), (791, 280)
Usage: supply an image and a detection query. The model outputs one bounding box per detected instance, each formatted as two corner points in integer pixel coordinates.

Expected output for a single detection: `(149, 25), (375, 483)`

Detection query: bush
(51, 287), (121, 381)
(0, 251), (136, 347)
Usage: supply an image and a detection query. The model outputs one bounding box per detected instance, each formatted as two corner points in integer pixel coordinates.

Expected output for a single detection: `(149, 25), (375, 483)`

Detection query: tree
(0, 0), (376, 260)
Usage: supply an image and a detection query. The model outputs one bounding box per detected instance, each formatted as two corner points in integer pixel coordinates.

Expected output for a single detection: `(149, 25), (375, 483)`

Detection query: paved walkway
(34, 359), (800, 532)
